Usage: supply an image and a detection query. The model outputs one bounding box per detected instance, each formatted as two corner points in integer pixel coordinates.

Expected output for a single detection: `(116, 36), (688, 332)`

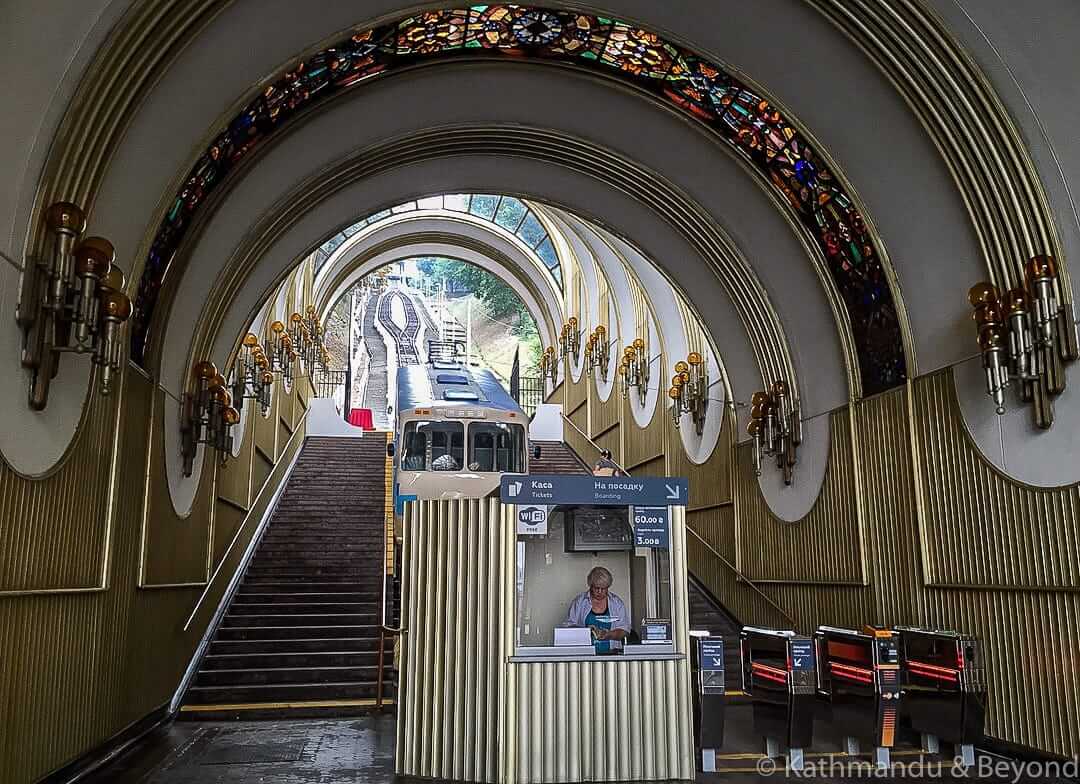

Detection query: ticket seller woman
(565, 566), (630, 653)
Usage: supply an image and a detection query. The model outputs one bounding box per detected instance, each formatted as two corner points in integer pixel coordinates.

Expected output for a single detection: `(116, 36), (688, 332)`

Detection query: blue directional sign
(633, 506), (670, 549)
(789, 640), (815, 672)
(500, 474), (689, 506)
(699, 640), (726, 671)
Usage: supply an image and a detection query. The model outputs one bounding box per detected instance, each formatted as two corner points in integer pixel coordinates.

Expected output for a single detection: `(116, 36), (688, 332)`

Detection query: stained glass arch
(131, 4), (908, 396)
(312, 194), (561, 287)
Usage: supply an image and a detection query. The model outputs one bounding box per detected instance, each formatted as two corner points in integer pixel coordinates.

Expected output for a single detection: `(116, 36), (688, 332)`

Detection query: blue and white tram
(391, 362), (529, 509)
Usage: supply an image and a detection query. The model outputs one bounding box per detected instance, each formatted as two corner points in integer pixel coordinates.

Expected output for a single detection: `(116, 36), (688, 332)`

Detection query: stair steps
(180, 436), (395, 720)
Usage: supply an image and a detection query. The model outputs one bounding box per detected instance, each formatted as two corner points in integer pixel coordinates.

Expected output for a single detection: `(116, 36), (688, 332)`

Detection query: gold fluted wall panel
(589, 379), (619, 438)
(216, 411), (255, 511)
(666, 410), (732, 510)
(0, 381), (119, 593)
(914, 372), (1080, 589)
(0, 363), (309, 784)
(140, 381), (214, 587)
(623, 396), (665, 470)
(733, 408), (865, 585)
(720, 373), (1080, 755)
(398, 499), (508, 784)
(564, 366), (587, 414)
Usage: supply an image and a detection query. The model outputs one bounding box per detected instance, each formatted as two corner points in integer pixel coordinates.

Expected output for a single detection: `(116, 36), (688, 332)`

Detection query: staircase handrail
(559, 410), (796, 626)
(683, 526), (796, 627)
(559, 412), (629, 475)
(377, 509), (402, 710)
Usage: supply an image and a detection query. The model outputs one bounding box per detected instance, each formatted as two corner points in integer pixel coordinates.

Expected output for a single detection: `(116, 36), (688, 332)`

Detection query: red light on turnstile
(907, 660), (961, 683)
(829, 661), (874, 684)
(956, 646), (965, 670)
(752, 661), (789, 685)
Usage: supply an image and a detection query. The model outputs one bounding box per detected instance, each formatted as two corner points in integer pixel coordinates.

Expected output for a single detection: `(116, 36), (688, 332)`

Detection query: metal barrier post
(741, 627), (816, 771)
(691, 630), (726, 772)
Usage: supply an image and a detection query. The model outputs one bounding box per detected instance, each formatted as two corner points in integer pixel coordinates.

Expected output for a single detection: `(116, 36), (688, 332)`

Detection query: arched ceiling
(1, 0), (1075, 486)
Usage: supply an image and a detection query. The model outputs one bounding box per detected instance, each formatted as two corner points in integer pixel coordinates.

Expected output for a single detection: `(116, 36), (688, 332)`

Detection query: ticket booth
(395, 475), (694, 784)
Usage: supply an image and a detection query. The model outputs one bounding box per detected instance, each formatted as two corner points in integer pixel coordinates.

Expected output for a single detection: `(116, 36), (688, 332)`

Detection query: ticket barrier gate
(814, 625), (901, 767)
(691, 631), (726, 772)
(896, 626), (986, 767)
(740, 627), (816, 770)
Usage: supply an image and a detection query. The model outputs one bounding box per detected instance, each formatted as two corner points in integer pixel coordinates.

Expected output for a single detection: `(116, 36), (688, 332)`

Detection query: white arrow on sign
(665, 483), (681, 500)
(793, 657), (805, 668)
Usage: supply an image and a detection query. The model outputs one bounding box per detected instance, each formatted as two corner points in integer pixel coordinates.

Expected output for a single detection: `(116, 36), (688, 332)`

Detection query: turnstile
(896, 626), (986, 766)
(814, 625), (901, 766)
(691, 631), (726, 771)
(740, 627), (816, 770)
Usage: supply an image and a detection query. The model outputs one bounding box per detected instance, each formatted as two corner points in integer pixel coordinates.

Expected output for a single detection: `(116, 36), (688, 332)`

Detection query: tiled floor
(83, 709), (1051, 783)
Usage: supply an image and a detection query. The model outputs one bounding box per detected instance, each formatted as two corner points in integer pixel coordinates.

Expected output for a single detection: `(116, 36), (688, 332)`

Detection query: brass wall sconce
(968, 256), (1078, 428)
(618, 338), (649, 406)
(17, 202), (133, 409)
(289, 306), (328, 374)
(668, 352), (709, 434)
(231, 333), (274, 415)
(746, 379), (802, 485)
(541, 345), (559, 386)
(559, 317), (580, 361)
(585, 325), (611, 381)
(181, 361), (241, 476)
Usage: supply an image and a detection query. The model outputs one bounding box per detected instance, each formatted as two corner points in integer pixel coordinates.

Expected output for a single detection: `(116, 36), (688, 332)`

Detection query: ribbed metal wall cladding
(397, 499), (508, 783)
(720, 374), (1080, 755)
(623, 396), (665, 471)
(0, 368), (307, 784)
(0, 382), (119, 593)
(733, 409), (864, 584)
(398, 500), (694, 783)
(141, 382), (215, 587)
(589, 379), (620, 438)
(666, 412), (732, 511)
(564, 366), (588, 414)
(914, 372), (1080, 589)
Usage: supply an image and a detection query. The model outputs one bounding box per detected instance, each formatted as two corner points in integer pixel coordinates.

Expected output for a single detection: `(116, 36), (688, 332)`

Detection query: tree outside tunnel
(324, 259), (542, 383)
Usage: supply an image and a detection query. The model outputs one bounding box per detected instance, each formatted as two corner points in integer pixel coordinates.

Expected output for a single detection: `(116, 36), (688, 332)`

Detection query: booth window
(514, 505), (674, 659)
(469, 422), (526, 473)
(401, 421), (464, 471)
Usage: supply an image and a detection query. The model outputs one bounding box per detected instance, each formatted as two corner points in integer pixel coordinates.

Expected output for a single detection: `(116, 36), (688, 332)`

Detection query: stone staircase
(529, 440), (592, 474)
(361, 292), (390, 430)
(180, 436), (395, 720)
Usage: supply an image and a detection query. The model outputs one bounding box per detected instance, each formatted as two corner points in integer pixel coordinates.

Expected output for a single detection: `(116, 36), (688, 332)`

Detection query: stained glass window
(311, 194), (562, 290)
(494, 197), (528, 232)
(132, 4), (906, 395)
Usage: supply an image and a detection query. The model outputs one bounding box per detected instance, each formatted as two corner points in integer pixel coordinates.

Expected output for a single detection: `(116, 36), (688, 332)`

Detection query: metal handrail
(684, 526), (796, 627)
(559, 410), (795, 626)
(559, 412), (629, 475)
(377, 508), (403, 709)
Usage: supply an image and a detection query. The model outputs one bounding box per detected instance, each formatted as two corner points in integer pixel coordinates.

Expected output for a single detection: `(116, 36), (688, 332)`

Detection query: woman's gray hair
(587, 566), (613, 588)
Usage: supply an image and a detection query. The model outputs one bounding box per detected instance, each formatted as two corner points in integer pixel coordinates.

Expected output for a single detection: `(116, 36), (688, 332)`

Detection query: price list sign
(633, 506), (670, 549)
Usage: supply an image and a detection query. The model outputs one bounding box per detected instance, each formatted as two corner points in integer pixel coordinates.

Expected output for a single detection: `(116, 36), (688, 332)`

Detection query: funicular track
(378, 290), (422, 365)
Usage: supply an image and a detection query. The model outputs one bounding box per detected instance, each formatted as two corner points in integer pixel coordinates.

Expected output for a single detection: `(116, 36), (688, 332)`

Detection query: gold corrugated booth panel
(397, 500), (694, 784)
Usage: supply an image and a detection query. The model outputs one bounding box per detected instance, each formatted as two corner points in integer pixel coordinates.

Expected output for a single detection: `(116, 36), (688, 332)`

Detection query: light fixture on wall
(231, 333), (273, 416)
(585, 325), (611, 381)
(559, 317), (580, 361)
(668, 352), (709, 434)
(968, 257), (1078, 428)
(746, 380), (802, 485)
(541, 345), (559, 386)
(181, 360), (241, 476)
(287, 306), (328, 375)
(618, 338), (649, 406)
(16, 202), (133, 409)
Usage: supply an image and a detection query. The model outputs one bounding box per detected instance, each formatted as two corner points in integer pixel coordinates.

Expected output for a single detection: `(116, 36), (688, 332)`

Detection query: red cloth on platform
(348, 408), (374, 430)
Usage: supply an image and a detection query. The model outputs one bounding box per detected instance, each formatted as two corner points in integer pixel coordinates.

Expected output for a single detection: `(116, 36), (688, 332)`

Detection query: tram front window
(468, 422), (526, 472)
(401, 421), (464, 471)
